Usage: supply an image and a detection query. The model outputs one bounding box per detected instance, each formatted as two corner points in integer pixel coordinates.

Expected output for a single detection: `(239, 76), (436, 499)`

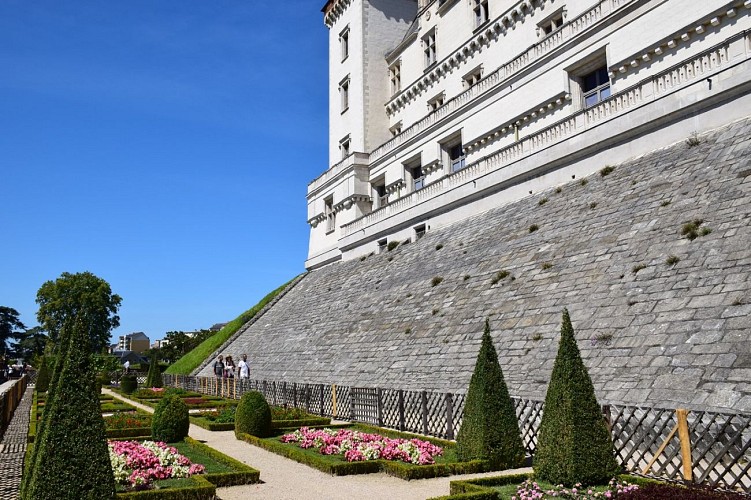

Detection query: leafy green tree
(159, 329), (214, 364)
(0, 306), (26, 355)
(456, 318), (525, 469)
(12, 326), (48, 362)
(36, 271), (121, 352)
(534, 308), (620, 486)
(21, 315), (115, 499)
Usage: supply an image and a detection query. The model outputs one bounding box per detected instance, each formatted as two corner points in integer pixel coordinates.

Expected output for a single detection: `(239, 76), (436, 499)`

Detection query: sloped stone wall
(203, 118), (751, 412)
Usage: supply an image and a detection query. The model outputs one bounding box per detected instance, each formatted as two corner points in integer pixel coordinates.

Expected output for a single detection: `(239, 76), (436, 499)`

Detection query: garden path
(0, 385), (33, 500)
(103, 388), (531, 500)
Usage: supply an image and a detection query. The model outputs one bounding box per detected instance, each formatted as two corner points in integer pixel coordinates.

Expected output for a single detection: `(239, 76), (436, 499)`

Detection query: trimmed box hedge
(116, 476), (215, 500)
(183, 436), (260, 487)
(237, 424), (490, 480)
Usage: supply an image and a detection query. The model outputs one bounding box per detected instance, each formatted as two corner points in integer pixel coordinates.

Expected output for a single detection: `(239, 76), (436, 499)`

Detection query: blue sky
(0, 1), (329, 344)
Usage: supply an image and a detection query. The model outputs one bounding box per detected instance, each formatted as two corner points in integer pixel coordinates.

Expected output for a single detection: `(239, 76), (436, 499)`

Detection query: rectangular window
(539, 12), (564, 36)
(473, 0), (489, 28)
(389, 122), (403, 137)
(414, 224), (426, 239)
(449, 143), (466, 172)
(463, 66), (483, 88)
(373, 183), (388, 208)
(325, 196), (336, 233)
(340, 27), (349, 61)
(339, 135), (351, 159)
(423, 30), (436, 68)
(339, 76), (350, 112)
(428, 92), (445, 111)
(389, 62), (401, 95)
(377, 239), (387, 253)
(411, 164), (425, 191)
(582, 67), (610, 107)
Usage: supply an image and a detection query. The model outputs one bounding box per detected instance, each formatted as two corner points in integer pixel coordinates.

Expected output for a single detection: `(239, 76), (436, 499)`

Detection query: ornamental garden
(14, 272), (746, 499)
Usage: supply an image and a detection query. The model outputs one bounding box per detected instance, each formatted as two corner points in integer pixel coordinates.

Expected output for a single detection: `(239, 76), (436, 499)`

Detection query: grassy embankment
(165, 275), (301, 375)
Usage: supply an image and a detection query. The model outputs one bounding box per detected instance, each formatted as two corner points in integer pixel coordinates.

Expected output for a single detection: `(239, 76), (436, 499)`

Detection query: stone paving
(104, 388), (531, 499)
(0, 387), (33, 500)
(199, 117), (751, 413)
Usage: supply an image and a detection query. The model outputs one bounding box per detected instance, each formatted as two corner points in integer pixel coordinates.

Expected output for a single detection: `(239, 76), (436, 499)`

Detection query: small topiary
(534, 308), (620, 486)
(456, 318), (525, 470)
(235, 391), (272, 438)
(120, 374), (137, 394)
(151, 394), (190, 442)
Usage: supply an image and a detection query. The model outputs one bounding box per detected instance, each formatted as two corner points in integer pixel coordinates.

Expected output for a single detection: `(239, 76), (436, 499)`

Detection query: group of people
(0, 361), (31, 384)
(212, 354), (249, 380)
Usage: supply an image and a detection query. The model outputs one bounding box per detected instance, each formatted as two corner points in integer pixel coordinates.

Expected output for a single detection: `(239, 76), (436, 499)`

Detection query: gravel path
(103, 389), (531, 499)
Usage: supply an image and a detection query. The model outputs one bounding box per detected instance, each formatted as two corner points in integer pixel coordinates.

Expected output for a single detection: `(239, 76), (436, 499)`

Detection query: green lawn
(169, 441), (233, 474)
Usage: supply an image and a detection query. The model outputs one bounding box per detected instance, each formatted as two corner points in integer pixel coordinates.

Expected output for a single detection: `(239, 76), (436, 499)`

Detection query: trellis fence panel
(162, 374), (750, 493)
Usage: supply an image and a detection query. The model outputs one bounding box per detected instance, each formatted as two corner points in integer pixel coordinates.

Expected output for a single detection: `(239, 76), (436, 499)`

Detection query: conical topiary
(35, 356), (52, 393)
(145, 354), (162, 389)
(21, 315), (116, 500)
(534, 308), (620, 486)
(456, 318), (525, 470)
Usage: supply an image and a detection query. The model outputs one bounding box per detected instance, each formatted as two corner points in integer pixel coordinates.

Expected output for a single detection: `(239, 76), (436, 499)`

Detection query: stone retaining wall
(200, 118), (751, 413)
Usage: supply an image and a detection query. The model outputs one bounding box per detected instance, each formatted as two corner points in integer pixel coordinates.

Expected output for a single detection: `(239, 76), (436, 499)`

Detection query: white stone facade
(307, 0), (751, 270)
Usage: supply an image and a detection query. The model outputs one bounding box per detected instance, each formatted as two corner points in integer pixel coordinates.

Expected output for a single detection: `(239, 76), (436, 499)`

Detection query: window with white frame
(473, 0), (489, 28)
(463, 65), (483, 88)
(340, 26), (349, 61)
(325, 196), (336, 233)
(406, 160), (425, 191)
(428, 92), (445, 111)
(538, 10), (564, 37)
(582, 67), (610, 107)
(372, 177), (388, 209)
(442, 134), (466, 172)
(339, 135), (351, 159)
(339, 76), (350, 112)
(389, 61), (401, 95)
(423, 29), (437, 68)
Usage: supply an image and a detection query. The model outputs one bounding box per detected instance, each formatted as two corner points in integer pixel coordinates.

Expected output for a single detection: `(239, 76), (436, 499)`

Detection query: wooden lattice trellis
(163, 375), (751, 493)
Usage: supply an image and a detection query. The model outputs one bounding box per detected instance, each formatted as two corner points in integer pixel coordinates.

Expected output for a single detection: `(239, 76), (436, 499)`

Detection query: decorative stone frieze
(464, 92), (571, 153)
(334, 194), (371, 213)
(609, 0), (750, 80)
(386, 179), (406, 194)
(308, 213), (326, 228)
(423, 159), (442, 175)
(385, 0), (554, 116)
(323, 0), (353, 28)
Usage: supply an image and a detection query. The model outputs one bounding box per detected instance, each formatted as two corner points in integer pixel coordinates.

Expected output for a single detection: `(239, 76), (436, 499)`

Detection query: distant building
(111, 350), (147, 366)
(307, 0), (751, 269)
(117, 332), (150, 354)
(209, 322), (228, 332)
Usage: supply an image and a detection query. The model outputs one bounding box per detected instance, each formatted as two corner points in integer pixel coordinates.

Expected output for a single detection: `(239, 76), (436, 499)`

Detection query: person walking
(212, 355), (224, 396)
(237, 354), (249, 392)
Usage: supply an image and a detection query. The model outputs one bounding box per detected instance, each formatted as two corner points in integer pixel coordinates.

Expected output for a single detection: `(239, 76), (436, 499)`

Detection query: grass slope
(165, 276), (299, 375)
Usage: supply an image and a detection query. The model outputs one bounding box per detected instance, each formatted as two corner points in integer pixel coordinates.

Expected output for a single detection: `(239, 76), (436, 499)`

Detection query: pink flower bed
(280, 427), (443, 465)
(108, 440), (205, 489)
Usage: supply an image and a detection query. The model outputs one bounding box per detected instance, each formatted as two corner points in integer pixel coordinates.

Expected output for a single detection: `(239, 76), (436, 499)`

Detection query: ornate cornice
(323, 0), (353, 28)
(423, 159), (442, 175)
(465, 92), (571, 153)
(608, 0), (750, 79)
(386, 179), (406, 194)
(334, 194), (372, 212)
(386, 0), (553, 116)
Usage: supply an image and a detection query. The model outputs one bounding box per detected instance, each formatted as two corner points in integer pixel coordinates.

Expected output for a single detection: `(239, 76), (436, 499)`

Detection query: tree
(12, 326), (48, 362)
(159, 329), (214, 364)
(21, 315), (115, 499)
(456, 318), (525, 470)
(36, 271), (121, 353)
(0, 306), (26, 355)
(534, 308), (620, 486)
(145, 350), (163, 388)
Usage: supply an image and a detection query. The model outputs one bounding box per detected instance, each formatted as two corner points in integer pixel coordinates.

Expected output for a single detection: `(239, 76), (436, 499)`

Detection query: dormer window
(538, 10), (564, 37)
(428, 92), (445, 111)
(473, 0), (489, 28)
(463, 66), (483, 88)
(423, 29), (437, 68)
(389, 62), (401, 95)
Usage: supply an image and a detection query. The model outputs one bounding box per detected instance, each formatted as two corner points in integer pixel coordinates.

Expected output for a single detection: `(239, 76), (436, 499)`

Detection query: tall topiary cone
(456, 318), (525, 470)
(35, 356), (52, 393)
(534, 308), (620, 486)
(145, 355), (162, 388)
(21, 316), (115, 500)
